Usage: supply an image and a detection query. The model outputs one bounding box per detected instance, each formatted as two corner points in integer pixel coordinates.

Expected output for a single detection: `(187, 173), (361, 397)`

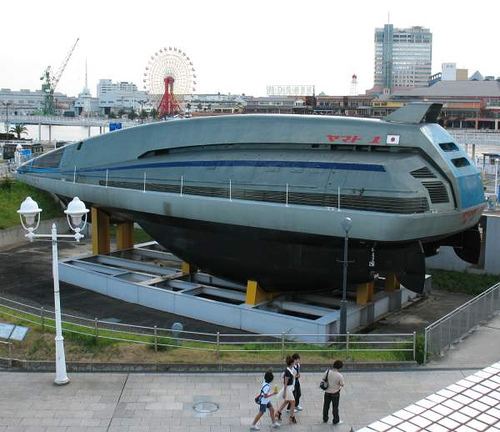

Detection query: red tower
(157, 76), (181, 118)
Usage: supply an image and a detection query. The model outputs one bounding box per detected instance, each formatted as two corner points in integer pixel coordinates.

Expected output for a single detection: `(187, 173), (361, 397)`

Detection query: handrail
(0, 295), (415, 359)
(425, 282), (500, 331)
(424, 282), (500, 363)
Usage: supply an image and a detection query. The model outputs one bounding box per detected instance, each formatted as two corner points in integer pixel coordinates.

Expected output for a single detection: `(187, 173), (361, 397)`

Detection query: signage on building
(266, 85), (315, 96)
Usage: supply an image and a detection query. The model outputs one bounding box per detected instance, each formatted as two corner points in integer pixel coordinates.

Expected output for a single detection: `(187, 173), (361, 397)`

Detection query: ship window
(30, 148), (64, 168)
(439, 142), (459, 152)
(138, 148), (170, 158)
(76, 141), (83, 150)
(451, 157), (470, 168)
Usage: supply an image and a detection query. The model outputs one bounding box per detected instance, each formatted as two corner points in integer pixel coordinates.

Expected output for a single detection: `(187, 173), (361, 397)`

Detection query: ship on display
(16, 103), (485, 294)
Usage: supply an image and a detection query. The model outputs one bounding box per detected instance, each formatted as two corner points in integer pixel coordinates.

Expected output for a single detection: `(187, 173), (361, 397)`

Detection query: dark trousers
(294, 380), (301, 406)
(323, 391), (340, 423)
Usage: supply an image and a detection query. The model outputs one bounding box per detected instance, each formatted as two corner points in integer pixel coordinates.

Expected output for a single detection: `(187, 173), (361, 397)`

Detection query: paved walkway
(1, 315), (499, 431)
(0, 369), (471, 432)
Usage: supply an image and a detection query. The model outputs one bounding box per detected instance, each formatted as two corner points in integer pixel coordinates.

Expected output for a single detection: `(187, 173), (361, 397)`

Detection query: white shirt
(260, 382), (271, 404)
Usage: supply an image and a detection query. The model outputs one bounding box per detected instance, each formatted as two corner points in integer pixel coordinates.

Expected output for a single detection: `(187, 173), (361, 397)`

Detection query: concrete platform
(59, 243), (418, 342)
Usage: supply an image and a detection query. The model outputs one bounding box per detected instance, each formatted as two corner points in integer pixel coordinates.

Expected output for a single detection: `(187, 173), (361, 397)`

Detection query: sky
(2, 0), (499, 98)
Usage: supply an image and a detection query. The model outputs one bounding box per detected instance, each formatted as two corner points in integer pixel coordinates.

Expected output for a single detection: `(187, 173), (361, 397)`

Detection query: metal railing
(423, 282), (500, 363)
(0, 295), (417, 362)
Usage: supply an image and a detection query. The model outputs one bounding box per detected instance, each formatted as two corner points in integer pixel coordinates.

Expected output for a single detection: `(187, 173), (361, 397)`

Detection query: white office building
(97, 79), (149, 113)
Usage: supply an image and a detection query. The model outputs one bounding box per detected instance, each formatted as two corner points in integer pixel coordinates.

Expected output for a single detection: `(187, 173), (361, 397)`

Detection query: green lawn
(0, 306), (416, 364)
(429, 269), (499, 296)
(0, 180), (62, 229)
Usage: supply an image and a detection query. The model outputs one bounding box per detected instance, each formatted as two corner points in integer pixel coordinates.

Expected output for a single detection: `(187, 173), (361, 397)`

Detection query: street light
(339, 217), (352, 335)
(17, 196), (89, 385)
(495, 159), (499, 204)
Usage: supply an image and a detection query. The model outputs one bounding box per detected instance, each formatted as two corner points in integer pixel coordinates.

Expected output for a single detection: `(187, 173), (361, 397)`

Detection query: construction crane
(40, 38), (79, 115)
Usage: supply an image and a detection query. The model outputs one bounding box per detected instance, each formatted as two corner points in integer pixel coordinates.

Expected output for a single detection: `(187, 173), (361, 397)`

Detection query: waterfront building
(243, 96), (307, 114)
(74, 87), (99, 116)
(0, 88), (74, 116)
(184, 93), (246, 115)
(97, 79), (149, 114)
(374, 77), (500, 129)
(266, 85), (315, 97)
(373, 24), (432, 94)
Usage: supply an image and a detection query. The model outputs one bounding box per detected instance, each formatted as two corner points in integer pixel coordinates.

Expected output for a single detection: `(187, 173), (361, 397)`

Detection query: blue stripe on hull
(20, 159), (386, 175)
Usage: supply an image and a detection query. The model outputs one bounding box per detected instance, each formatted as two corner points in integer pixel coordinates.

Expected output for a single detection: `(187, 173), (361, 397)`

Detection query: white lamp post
(17, 196), (89, 385)
(339, 217), (352, 336)
(495, 159), (499, 204)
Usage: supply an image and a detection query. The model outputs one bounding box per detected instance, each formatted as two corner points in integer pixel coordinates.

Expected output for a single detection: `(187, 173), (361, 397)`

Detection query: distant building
(97, 79), (148, 114)
(184, 94), (246, 114)
(74, 87), (99, 116)
(244, 96), (310, 114)
(441, 63), (468, 81)
(373, 25), (432, 93)
(0, 88), (74, 115)
(266, 85), (315, 97)
(376, 79), (500, 129)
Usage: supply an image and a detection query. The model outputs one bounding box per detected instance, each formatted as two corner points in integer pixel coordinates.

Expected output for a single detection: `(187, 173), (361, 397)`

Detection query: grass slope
(429, 269), (499, 296)
(0, 180), (62, 229)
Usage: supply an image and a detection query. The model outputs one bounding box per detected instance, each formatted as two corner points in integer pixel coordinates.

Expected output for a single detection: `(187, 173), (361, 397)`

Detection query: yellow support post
(384, 273), (400, 292)
(356, 281), (374, 305)
(245, 280), (276, 305)
(181, 262), (198, 276)
(116, 221), (134, 251)
(91, 207), (110, 255)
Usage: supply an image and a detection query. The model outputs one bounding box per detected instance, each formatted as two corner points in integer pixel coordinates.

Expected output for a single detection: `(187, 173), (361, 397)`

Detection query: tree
(139, 110), (148, 121)
(128, 109), (137, 120)
(9, 124), (28, 140)
(149, 108), (158, 119)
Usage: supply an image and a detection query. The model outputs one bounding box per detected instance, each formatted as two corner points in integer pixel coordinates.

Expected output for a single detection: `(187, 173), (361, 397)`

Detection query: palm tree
(9, 124), (28, 140)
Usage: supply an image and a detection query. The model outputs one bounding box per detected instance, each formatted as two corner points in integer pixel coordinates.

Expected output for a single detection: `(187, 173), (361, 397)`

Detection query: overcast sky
(2, 0), (499, 98)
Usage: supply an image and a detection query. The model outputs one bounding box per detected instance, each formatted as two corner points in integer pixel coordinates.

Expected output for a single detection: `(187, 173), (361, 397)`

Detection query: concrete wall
(485, 214), (500, 274)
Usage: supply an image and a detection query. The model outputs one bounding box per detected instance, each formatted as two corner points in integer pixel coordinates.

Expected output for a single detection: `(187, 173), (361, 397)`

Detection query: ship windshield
(30, 148), (65, 168)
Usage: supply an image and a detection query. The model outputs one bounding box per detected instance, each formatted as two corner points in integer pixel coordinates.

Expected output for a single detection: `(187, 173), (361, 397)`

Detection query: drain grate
(193, 402), (219, 413)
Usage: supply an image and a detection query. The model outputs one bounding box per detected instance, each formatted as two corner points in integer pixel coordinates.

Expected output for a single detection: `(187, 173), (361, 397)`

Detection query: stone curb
(0, 358), (418, 373)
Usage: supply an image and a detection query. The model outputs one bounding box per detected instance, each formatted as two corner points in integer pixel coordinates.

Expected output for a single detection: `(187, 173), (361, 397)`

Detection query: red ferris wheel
(143, 47), (196, 118)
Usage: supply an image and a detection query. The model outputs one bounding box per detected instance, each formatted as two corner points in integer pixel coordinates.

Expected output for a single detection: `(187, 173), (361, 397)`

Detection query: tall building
(374, 25), (432, 93)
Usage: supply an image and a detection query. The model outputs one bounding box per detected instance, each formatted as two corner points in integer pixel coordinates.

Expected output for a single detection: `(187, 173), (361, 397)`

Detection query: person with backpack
(321, 359), (345, 425)
(275, 356), (298, 424)
(250, 369), (281, 431)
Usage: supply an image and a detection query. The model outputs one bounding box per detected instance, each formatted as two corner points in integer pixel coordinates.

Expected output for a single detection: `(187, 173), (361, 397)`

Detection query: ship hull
(132, 211), (427, 293)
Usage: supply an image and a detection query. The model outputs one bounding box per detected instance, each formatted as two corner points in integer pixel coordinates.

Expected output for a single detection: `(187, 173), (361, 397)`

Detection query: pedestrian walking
(275, 356), (298, 424)
(287, 353), (302, 412)
(250, 370), (281, 431)
(321, 359), (345, 425)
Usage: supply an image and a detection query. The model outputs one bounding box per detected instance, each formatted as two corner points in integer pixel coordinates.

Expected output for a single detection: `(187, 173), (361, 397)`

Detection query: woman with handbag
(321, 360), (344, 425)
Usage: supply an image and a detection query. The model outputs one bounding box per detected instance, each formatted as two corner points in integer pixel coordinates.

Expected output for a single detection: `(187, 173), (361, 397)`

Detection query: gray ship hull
(17, 105), (486, 293)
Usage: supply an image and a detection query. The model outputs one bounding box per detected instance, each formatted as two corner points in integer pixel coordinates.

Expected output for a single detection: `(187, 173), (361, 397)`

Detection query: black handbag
(319, 369), (329, 390)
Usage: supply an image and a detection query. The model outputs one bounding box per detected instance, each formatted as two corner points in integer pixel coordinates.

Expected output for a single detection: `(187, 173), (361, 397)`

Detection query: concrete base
(59, 243), (418, 343)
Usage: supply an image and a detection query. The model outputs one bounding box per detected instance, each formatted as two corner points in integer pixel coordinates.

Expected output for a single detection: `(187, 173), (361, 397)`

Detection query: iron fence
(0, 295), (416, 362)
(424, 282), (500, 363)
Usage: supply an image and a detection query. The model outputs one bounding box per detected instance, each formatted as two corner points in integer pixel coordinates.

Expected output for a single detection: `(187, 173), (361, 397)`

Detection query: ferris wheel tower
(143, 47), (196, 118)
